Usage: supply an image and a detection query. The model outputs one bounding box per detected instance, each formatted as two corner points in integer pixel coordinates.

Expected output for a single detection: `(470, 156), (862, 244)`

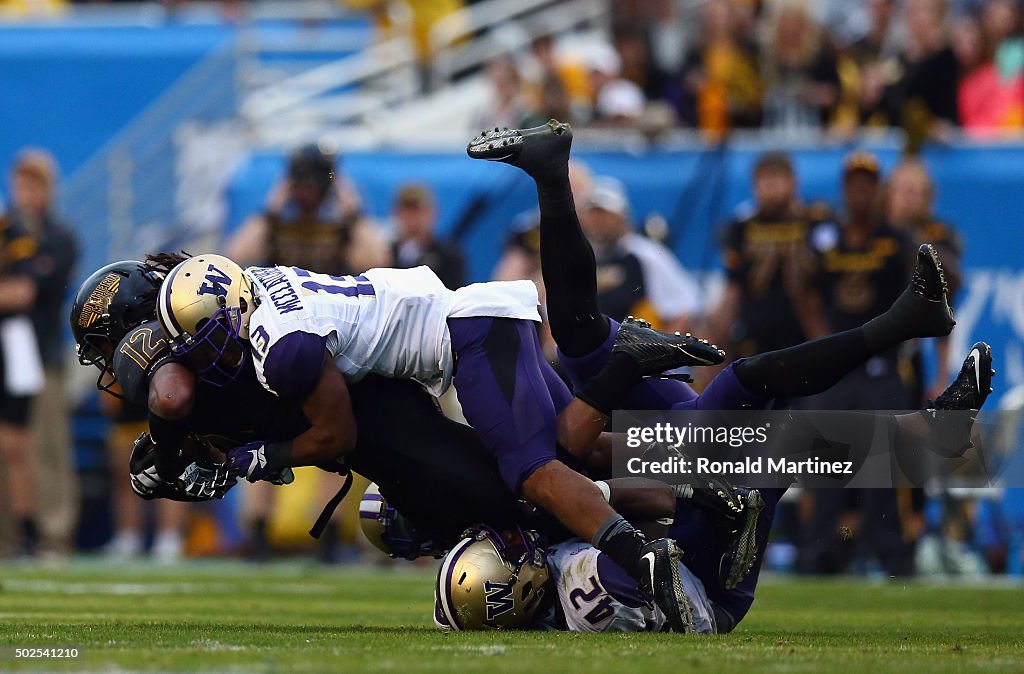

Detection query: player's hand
(178, 461), (237, 500)
(129, 433), (166, 499)
(225, 442), (295, 485)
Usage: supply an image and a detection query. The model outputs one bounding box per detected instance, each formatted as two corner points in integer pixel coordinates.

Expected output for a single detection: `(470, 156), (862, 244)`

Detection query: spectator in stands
(583, 42), (648, 127)
(471, 56), (530, 132)
(7, 149), (80, 561)
(613, 23), (672, 106)
(881, 0), (960, 143)
(0, 189), (40, 558)
(580, 176), (701, 333)
(955, 1), (1024, 135)
(886, 157), (963, 402)
(522, 71), (574, 128)
(227, 144), (390, 275)
(520, 34), (591, 123)
(710, 152), (828, 360)
(760, 0), (842, 131)
(390, 182), (465, 289)
(844, 0), (903, 127)
(676, 0), (762, 133)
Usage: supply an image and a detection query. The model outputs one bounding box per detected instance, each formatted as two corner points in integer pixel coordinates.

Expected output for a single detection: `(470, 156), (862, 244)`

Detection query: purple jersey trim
(262, 331), (327, 398)
(595, 552), (648, 609)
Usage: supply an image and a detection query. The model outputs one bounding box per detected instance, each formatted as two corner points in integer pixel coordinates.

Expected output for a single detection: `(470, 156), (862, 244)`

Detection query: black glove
(129, 432), (236, 502)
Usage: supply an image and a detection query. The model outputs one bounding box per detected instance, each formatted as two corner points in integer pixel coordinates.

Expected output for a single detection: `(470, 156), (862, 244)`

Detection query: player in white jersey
(155, 252), (725, 633)
(432, 525), (715, 634)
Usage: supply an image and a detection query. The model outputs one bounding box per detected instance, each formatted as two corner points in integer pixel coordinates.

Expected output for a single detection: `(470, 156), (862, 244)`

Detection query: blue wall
(0, 24), (234, 186)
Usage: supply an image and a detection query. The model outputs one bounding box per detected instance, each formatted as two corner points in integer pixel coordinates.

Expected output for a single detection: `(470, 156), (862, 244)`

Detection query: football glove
(129, 431), (237, 502)
(225, 442), (295, 485)
(178, 461), (237, 500)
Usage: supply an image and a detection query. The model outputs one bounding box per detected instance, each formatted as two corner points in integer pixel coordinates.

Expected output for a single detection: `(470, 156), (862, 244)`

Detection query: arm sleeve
(261, 331), (329, 398)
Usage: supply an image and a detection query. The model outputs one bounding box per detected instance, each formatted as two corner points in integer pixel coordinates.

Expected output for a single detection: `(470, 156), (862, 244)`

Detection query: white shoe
(103, 531), (143, 561)
(152, 531), (185, 564)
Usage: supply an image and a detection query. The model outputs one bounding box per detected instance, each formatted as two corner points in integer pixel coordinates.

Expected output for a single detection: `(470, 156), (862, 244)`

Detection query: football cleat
(673, 471), (764, 590)
(886, 244), (956, 340)
(614, 316), (725, 376)
(639, 538), (696, 633)
(922, 342), (995, 458)
(717, 488), (764, 590)
(931, 342), (994, 412)
(467, 119), (573, 181)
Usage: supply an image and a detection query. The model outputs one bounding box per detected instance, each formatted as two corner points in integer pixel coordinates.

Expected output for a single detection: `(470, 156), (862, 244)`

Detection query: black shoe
(922, 342), (994, 458)
(674, 474), (763, 590)
(614, 316), (725, 376)
(467, 119), (573, 181)
(718, 488), (764, 590)
(639, 538), (695, 633)
(932, 342), (994, 412)
(892, 244), (957, 339)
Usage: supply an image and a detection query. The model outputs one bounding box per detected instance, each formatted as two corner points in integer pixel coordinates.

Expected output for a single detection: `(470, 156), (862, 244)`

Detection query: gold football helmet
(434, 525), (551, 631)
(156, 253), (256, 385)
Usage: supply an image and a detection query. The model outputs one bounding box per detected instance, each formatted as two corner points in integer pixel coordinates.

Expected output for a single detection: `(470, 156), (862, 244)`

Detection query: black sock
(535, 177), (609, 357)
(734, 328), (874, 398)
(593, 514), (645, 580)
(577, 352), (643, 415)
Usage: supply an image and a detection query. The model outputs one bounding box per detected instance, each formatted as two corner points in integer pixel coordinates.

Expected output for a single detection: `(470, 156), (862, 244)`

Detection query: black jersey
(812, 221), (916, 337)
(720, 206), (827, 355)
(112, 322), (310, 448)
(112, 323), (540, 544)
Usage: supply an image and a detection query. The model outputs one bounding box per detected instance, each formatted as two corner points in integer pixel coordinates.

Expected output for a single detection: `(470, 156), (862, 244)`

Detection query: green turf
(1, 560), (1022, 673)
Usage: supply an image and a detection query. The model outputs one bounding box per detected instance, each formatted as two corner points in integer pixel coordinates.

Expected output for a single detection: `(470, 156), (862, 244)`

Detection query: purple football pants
(448, 317), (572, 493)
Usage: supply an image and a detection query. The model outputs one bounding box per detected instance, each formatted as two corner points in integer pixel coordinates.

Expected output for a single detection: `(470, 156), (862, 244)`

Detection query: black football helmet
(287, 144), (336, 193)
(70, 260), (164, 395)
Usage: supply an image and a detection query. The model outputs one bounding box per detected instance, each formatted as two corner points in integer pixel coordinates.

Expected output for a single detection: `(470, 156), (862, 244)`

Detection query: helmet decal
(484, 581), (515, 621)
(78, 272), (121, 329)
(198, 262), (232, 297)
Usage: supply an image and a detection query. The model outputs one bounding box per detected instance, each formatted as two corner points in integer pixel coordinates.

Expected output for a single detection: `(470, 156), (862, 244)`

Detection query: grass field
(1, 560), (1022, 673)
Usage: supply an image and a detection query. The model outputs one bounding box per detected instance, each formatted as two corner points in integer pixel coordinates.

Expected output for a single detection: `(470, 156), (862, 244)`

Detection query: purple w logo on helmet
(484, 581), (515, 620)
(198, 263), (232, 296)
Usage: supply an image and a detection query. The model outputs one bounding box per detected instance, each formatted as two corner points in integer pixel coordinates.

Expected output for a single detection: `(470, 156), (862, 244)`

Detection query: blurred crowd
(468, 0), (1024, 140)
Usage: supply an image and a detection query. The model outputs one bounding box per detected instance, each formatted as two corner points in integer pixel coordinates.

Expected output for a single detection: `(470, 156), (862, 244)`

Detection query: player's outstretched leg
(734, 243), (955, 399)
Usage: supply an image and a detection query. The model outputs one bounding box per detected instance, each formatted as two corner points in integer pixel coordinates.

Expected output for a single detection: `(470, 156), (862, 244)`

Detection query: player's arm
(253, 333), (358, 470)
(290, 351), (358, 463)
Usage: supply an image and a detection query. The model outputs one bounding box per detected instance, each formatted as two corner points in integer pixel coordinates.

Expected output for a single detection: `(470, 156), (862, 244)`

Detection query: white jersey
(245, 264), (540, 397)
(545, 541), (716, 634)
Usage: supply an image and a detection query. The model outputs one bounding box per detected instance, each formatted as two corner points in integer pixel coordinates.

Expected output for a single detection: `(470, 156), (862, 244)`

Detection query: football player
(433, 525), (716, 633)
(153, 250), (725, 630)
(71, 258), (730, 556)
(466, 119), (993, 631)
